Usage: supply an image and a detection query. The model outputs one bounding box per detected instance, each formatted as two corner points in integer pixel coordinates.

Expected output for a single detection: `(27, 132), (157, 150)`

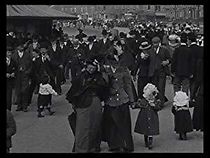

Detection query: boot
(144, 135), (149, 147)
(179, 133), (184, 140)
(183, 133), (187, 140)
(37, 108), (44, 118)
(148, 136), (153, 150)
(47, 107), (55, 115)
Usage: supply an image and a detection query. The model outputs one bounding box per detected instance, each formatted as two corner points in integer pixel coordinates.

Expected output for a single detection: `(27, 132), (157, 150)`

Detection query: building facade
(51, 5), (203, 21)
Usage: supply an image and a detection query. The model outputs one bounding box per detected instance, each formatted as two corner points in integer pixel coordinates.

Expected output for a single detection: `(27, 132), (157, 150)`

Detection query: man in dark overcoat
(188, 33), (203, 101)
(84, 36), (99, 60)
(12, 44), (32, 112)
(27, 35), (41, 105)
(171, 33), (193, 95)
(148, 36), (171, 104)
(97, 30), (112, 64)
(70, 40), (87, 81)
(6, 47), (17, 111)
(48, 39), (65, 95)
(34, 45), (56, 94)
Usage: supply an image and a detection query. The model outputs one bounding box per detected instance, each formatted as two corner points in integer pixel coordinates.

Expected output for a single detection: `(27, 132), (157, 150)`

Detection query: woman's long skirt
(102, 103), (134, 151)
(75, 96), (102, 153)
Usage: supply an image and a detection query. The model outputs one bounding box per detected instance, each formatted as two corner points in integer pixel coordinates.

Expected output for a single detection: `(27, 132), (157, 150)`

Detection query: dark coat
(134, 98), (161, 135)
(97, 38), (112, 55)
(12, 50), (32, 94)
(84, 43), (99, 60)
(34, 56), (55, 84)
(172, 105), (193, 133)
(148, 46), (171, 77)
(66, 71), (108, 108)
(6, 58), (17, 85)
(7, 110), (16, 148)
(103, 58), (136, 107)
(192, 83), (203, 131)
(171, 44), (193, 77)
(188, 44), (202, 78)
(133, 51), (150, 77)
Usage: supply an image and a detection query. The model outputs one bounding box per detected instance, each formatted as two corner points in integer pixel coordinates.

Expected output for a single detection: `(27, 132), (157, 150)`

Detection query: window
(74, 8), (77, 12)
(148, 5), (151, 10)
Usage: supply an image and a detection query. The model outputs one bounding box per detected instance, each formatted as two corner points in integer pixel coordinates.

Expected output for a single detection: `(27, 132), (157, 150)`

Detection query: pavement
(10, 26), (203, 153)
(10, 78), (203, 153)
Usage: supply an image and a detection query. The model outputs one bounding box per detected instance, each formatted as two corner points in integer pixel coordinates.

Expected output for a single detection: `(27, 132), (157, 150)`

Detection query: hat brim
(139, 45), (151, 50)
(169, 42), (179, 47)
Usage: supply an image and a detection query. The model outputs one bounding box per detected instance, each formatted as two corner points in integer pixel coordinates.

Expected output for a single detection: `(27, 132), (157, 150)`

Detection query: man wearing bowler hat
(34, 44), (56, 92)
(97, 30), (112, 64)
(132, 41), (151, 98)
(85, 36), (99, 60)
(148, 36), (171, 104)
(12, 44), (32, 112)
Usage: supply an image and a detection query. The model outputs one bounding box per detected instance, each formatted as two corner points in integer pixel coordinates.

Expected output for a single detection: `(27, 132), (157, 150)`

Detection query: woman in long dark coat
(66, 59), (108, 153)
(101, 41), (136, 152)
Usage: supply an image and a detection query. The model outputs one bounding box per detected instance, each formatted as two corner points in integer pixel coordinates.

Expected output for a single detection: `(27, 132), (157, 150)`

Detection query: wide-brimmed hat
(87, 36), (95, 42)
(152, 36), (161, 44)
(139, 41), (151, 50)
(173, 91), (189, 107)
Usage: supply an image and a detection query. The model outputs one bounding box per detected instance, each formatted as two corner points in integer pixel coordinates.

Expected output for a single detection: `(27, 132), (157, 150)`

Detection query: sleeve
(171, 48), (178, 74)
(123, 68), (135, 103)
(164, 47), (171, 64)
(47, 84), (58, 95)
(7, 111), (16, 138)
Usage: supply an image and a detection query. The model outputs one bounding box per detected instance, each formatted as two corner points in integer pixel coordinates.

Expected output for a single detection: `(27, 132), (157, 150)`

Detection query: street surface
(10, 26), (203, 153)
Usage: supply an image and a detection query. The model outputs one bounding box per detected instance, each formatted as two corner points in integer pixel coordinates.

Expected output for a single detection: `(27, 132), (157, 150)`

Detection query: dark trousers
(150, 70), (166, 104)
(190, 78), (200, 100)
(137, 76), (149, 99)
(55, 68), (64, 94)
(7, 81), (13, 111)
(16, 90), (29, 109)
(174, 76), (190, 95)
(28, 78), (38, 105)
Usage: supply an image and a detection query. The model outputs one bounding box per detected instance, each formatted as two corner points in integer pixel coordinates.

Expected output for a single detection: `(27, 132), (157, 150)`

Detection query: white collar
(190, 42), (197, 45)
(181, 43), (187, 46)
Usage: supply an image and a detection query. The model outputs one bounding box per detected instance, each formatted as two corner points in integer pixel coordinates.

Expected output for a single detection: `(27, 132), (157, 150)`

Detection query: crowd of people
(6, 20), (203, 153)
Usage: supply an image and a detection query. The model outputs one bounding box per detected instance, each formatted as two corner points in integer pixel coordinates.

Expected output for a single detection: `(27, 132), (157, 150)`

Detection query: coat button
(148, 118), (151, 120)
(117, 98), (119, 101)
(148, 126), (150, 129)
(116, 94), (119, 96)
(115, 79), (118, 81)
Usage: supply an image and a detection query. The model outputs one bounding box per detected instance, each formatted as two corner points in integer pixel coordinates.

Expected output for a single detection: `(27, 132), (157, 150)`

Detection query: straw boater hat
(173, 91), (189, 107)
(139, 41), (151, 50)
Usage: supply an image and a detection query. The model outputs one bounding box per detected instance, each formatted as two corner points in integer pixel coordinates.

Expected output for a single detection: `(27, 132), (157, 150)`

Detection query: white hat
(173, 91), (189, 107)
(143, 83), (159, 100)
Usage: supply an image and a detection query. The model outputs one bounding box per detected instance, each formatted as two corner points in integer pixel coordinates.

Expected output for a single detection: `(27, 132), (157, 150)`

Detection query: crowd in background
(6, 20), (203, 153)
